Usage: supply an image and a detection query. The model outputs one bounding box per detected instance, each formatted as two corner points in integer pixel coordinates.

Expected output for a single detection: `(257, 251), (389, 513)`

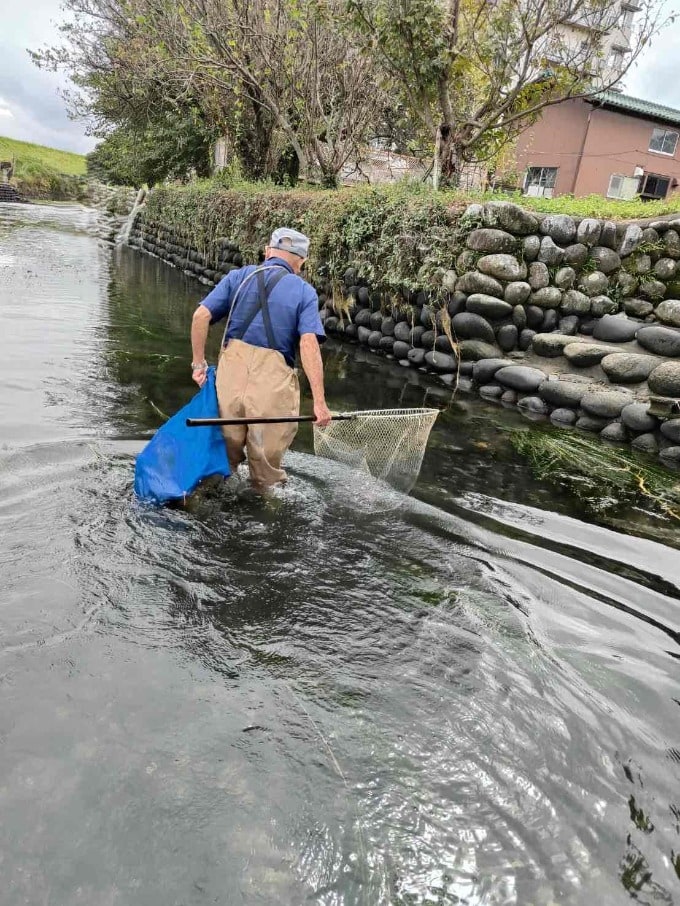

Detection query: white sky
(0, 0), (679, 155)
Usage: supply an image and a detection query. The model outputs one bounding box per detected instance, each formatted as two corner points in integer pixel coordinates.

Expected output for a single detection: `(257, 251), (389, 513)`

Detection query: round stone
(523, 235), (541, 261)
(541, 310), (559, 332)
(379, 336), (395, 352)
(451, 312), (496, 344)
(517, 395), (549, 415)
(558, 316), (579, 335)
(636, 326), (680, 357)
(466, 293), (513, 320)
(581, 390), (633, 418)
(466, 228), (518, 253)
(653, 258), (677, 280)
(425, 350), (457, 372)
(600, 221), (618, 249)
(618, 224), (643, 257)
(519, 329), (535, 351)
(407, 347), (426, 366)
(592, 315), (639, 343)
(393, 321), (411, 342)
(591, 296), (618, 317)
(621, 402), (657, 432)
(472, 357), (511, 384)
(561, 289), (591, 315)
(435, 335), (453, 353)
(663, 230), (680, 259)
(577, 219), (602, 247)
(600, 422), (628, 443)
(479, 383), (504, 400)
(639, 279), (666, 300)
(541, 214), (576, 244)
(420, 306), (434, 329)
(539, 379), (588, 407)
(420, 330), (435, 349)
(531, 287), (563, 309)
(367, 330), (382, 348)
(526, 305), (544, 329)
(655, 300), (680, 327)
(381, 317), (396, 336)
(631, 433), (659, 454)
(457, 271), (504, 296)
(630, 254), (652, 275)
(590, 247), (621, 274)
(579, 271), (610, 297)
(528, 262), (550, 290)
(459, 340), (500, 361)
(563, 343), (618, 366)
(481, 202), (540, 235)
(551, 408), (577, 425)
(532, 333), (578, 357)
(600, 353), (659, 383)
(392, 340), (410, 360)
(660, 419), (680, 443)
(623, 298), (654, 318)
(409, 326), (425, 346)
(659, 446), (680, 467)
(554, 267), (576, 289)
(370, 311), (384, 330)
(442, 269), (458, 293)
(512, 305), (527, 330)
(355, 309), (372, 328)
(537, 236), (565, 266)
(495, 365), (547, 392)
(576, 415), (610, 432)
(563, 243), (589, 266)
(616, 271), (638, 297)
(504, 281), (532, 305)
(477, 254), (527, 281)
(497, 324), (519, 351)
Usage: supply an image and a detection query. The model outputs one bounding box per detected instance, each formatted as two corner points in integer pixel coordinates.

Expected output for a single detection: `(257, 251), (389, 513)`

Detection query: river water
(1, 202), (679, 906)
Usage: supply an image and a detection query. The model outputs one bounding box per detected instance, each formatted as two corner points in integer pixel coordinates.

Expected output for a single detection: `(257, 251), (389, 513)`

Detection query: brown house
(511, 91), (680, 201)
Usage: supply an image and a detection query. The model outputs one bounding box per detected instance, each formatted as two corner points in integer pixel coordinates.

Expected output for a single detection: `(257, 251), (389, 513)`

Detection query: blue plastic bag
(134, 367), (230, 504)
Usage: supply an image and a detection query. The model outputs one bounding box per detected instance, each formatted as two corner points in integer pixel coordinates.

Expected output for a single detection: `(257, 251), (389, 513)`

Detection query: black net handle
(186, 414), (357, 427)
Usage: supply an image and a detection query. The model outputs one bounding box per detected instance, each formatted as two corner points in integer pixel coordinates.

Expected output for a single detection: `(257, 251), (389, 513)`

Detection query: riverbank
(125, 187), (680, 465)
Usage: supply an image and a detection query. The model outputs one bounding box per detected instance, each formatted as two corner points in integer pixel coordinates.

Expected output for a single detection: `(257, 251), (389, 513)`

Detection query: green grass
(0, 135), (87, 199)
(475, 190), (680, 221)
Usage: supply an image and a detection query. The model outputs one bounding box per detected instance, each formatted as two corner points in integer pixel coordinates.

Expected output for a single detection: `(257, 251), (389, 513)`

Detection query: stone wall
(126, 200), (680, 467)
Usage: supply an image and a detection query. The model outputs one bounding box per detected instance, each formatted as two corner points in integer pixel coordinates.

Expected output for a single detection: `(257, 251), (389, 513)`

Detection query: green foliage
(485, 191), (680, 220)
(86, 111), (216, 187)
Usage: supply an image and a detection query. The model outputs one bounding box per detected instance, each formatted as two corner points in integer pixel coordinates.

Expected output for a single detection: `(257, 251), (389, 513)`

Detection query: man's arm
(299, 333), (331, 426)
(190, 305), (212, 387)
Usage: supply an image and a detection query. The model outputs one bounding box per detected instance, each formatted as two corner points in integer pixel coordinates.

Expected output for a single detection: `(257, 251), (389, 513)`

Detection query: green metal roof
(592, 90), (680, 126)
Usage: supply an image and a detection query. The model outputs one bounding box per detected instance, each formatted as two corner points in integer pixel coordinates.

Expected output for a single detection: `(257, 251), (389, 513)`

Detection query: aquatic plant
(511, 429), (680, 523)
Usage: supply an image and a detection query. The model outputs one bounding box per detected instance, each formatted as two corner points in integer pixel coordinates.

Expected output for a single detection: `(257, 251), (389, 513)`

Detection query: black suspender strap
(232, 267), (288, 347)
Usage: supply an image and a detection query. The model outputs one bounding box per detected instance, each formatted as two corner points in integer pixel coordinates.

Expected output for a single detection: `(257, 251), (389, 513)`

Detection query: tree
(345, 0), (673, 187)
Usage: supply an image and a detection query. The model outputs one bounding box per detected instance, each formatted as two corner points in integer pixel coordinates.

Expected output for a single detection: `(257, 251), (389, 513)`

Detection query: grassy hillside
(0, 135), (86, 198)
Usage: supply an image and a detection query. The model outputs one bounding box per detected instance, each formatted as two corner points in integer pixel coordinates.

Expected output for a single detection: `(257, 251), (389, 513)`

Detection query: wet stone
(497, 324), (519, 351)
(601, 422), (628, 443)
(590, 247), (621, 274)
(541, 214), (576, 245)
(531, 287), (563, 309)
(577, 219), (602, 247)
(495, 365), (546, 392)
(621, 402), (657, 432)
(579, 271), (610, 297)
(370, 311), (383, 330)
(505, 281), (532, 305)
(425, 350), (457, 373)
(563, 243), (589, 266)
(631, 432), (659, 454)
(368, 330), (382, 348)
(479, 383), (504, 400)
(655, 300), (680, 328)
(519, 329), (535, 351)
(473, 357), (511, 384)
(477, 254), (527, 282)
(518, 395), (549, 415)
(466, 293), (513, 320)
(435, 335), (453, 354)
(532, 333), (577, 357)
(467, 228), (518, 253)
(392, 340), (410, 360)
(561, 289), (591, 315)
(576, 414), (611, 432)
(459, 361), (474, 376)
(563, 343), (618, 367)
(659, 446), (680, 466)
(660, 418), (680, 443)
(409, 325), (425, 346)
(381, 317), (396, 336)
(551, 407), (577, 425)
(592, 315), (639, 343)
(501, 389), (517, 404)
(526, 305), (545, 329)
(447, 292), (467, 318)
(539, 379), (588, 407)
(452, 312), (496, 344)
(600, 353), (659, 384)
(537, 236), (565, 266)
(581, 389), (633, 418)
(393, 321), (411, 342)
(420, 330), (435, 349)
(407, 347), (426, 366)
(636, 325), (680, 357)
(457, 271), (504, 297)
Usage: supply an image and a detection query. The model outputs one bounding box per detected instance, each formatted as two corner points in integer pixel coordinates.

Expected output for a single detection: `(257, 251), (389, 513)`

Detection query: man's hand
(314, 401), (332, 427)
(192, 364), (208, 388)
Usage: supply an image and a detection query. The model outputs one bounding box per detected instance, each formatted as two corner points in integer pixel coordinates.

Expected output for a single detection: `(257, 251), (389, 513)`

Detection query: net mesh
(313, 408), (439, 494)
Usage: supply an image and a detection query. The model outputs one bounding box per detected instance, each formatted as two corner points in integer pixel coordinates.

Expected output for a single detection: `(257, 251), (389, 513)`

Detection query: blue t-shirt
(200, 257), (325, 368)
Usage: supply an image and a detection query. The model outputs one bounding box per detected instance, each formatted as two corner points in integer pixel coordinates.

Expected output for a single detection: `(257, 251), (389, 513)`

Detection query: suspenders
(221, 265), (288, 350)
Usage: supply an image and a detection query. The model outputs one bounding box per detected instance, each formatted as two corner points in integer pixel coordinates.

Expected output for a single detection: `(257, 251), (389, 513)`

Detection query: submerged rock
(517, 395), (549, 414)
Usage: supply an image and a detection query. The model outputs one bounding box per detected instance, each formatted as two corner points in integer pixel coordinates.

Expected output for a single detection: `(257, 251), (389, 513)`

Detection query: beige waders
(216, 338), (300, 490)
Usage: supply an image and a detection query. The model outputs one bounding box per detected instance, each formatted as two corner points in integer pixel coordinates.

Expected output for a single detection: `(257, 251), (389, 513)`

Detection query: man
(190, 227), (331, 491)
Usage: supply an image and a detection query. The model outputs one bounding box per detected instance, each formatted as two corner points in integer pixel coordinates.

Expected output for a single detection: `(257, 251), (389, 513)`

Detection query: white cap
(269, 227), (310, 259)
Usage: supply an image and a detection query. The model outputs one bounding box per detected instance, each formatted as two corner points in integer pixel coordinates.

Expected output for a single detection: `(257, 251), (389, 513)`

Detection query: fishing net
(313, 408), (439, 494)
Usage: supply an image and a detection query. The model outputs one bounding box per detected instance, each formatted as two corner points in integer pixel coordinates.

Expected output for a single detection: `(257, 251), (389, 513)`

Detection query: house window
(607, 173), (640, 200)
(639, 173), (671, 200)
(524, 166), (558, 198)
(649, 128), (679, 156)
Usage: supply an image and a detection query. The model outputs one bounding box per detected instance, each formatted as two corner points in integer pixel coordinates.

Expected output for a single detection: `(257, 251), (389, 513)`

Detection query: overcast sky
(0, 0), (679, 155)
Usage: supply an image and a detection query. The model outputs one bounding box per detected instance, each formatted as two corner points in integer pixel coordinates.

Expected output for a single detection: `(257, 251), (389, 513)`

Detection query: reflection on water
(1, 203), (680, 905)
